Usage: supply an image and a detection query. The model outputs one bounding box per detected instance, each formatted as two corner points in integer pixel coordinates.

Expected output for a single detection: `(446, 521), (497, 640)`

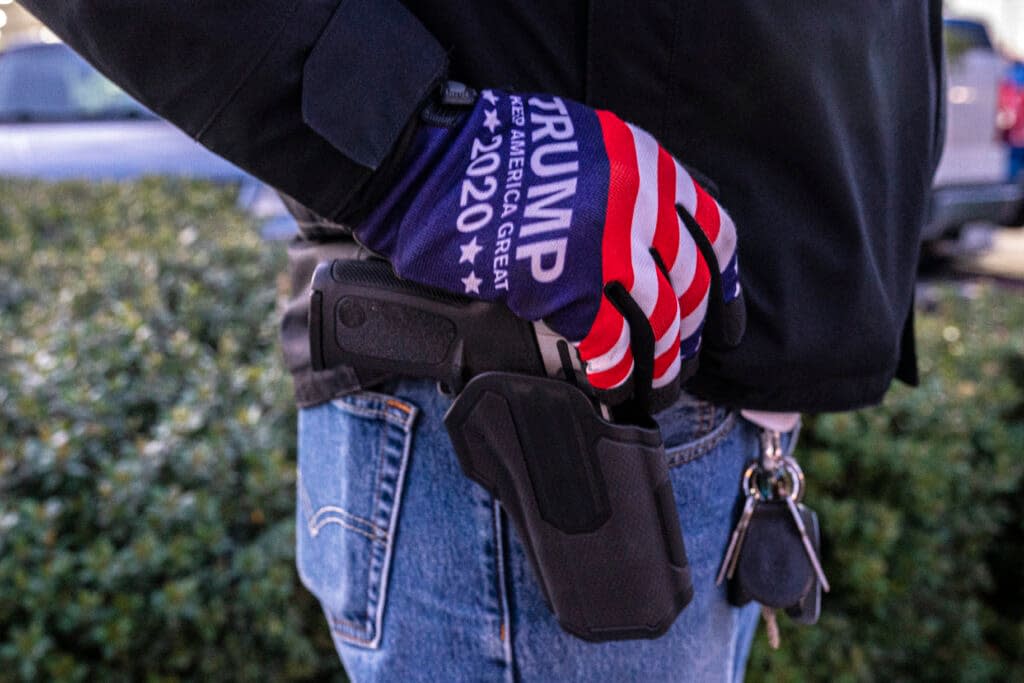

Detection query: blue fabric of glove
(354, 87), (743, 403)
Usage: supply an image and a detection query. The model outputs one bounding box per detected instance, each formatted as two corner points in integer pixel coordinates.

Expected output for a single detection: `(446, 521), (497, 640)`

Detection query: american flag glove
(354, 85), (745, 410)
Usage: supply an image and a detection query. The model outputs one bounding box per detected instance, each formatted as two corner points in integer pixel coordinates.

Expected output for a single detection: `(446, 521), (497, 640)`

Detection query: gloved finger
(675, 222), (712, 361)
(677, 204), (745, 349)
(690, 174), (742, 309)
(577, 296), (634, 392)
(648, 267), (684, 413)
(674, 161), (745, 348)
(599, 279), (684, 417)
(660, 204), (711, 385)
(616, 124), (684, 388)
(648, 260), (683, 391)
(650, 150), (717, 378)
(673, 161), (737, 278)
(679, 162), (745, 348)
(651, 146), (700, 301)
(579, 119), (669, 402)
(575, 111), (646, 391)
(602, 281), (662, 417)
(578, 274), (675, 415)
(600, 246), (683, 413)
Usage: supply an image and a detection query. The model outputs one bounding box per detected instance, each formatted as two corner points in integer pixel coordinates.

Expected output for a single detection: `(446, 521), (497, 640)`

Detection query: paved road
(958, 226), (1024, 281)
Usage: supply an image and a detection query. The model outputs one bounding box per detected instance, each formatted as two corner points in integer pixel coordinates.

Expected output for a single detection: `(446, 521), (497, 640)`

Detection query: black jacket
(21, 0), (945, 412)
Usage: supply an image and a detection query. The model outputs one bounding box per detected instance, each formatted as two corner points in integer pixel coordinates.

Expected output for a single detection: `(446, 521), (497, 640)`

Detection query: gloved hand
(354, 84), (744, 410)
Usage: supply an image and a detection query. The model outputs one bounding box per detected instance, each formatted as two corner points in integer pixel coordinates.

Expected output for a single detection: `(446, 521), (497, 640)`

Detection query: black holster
(445, 371), (693, 641)
(309, 258), (693, 641)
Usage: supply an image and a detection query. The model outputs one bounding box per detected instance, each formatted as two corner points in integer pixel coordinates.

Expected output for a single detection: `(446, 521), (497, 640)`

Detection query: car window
(0, 45), (155, 123)
(944, 19), (995, 62)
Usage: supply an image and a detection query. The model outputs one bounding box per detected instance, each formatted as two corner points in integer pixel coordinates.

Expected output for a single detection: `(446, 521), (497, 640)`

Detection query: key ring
(742, 459), (804, 502)
(781, 455), (806, 502)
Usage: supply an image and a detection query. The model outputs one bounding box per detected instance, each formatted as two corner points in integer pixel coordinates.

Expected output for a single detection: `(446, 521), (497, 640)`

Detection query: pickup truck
(927, 18), (1024, 245)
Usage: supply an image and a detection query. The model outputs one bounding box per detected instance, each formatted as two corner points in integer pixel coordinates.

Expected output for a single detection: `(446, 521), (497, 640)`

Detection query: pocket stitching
(329, 615), (378, 647)
(308, 505), (387, 540)
(366, 420), (390, 542)
(299, 394), (418, 650)
(330, 393), (417, 430)
(358, 401), (417, 649)
(299, 469), (388, 539)
(666, 410), (738, 468)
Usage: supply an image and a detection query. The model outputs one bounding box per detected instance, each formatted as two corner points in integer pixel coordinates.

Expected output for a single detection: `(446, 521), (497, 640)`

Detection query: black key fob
(728, 501), (815, 611)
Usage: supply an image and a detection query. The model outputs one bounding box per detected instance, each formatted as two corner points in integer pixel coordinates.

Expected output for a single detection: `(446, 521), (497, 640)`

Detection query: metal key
(759, 429), (784, 472)
(782, 494), (830, 592)
(716, 493), (757, 585)
(785, 503), (823, 625)
(761, 605), (781, 650)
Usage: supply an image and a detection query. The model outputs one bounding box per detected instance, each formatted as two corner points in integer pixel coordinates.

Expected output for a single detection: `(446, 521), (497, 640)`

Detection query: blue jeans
(296, 379), (798, 682)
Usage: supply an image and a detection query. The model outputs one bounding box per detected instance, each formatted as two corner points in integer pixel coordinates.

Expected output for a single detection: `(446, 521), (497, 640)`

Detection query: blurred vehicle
(926, 18), (1024, 253)
(0, 40), (293, 235)
(999, 60), (1024, 181)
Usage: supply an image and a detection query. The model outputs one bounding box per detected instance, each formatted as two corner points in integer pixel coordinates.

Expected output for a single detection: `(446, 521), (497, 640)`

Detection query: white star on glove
(483, 109), (501, 133)
(461, 271), (482, 294)
(459, 237), (484, 264)
(481, 89), (498, 105)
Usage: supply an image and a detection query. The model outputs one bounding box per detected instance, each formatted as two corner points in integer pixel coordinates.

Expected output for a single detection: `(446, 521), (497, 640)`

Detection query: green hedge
(0, 179), (343, 682)
(1, 179), (1022, 681)
(747, 288), (1024, 680)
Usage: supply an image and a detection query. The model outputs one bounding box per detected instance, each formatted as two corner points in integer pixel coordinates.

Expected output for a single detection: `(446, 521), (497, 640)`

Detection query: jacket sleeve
(18, 0), (448, 223)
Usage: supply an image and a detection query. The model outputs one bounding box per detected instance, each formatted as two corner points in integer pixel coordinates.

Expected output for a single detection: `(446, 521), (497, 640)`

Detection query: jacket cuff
(302, 0), (448, 171)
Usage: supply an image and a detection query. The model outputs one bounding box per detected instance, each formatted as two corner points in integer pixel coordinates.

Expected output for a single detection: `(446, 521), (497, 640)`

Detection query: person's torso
(291, 1), (944, 412)
(397, 1), (944, 411)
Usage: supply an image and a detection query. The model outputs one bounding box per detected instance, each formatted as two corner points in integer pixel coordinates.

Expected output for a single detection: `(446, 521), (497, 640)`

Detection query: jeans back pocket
(296, 392), (417, 649)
